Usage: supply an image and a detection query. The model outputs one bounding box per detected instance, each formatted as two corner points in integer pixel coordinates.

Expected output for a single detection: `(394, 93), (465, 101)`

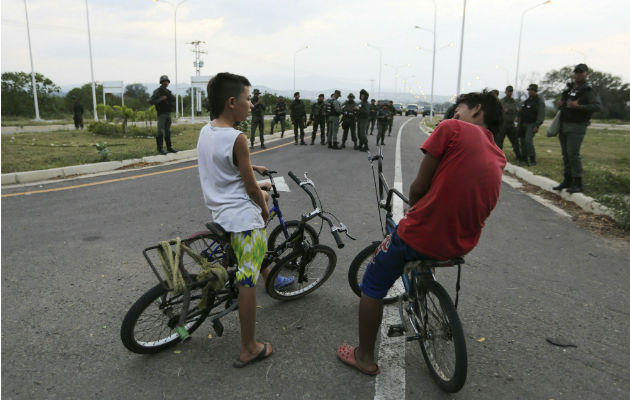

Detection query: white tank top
(197, 123), (264, 232)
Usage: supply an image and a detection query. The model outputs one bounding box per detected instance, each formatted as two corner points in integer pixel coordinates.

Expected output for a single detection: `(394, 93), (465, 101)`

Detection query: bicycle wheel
(265, 244), (336, 300)
(120, 277), (210, 354)
(267, 220), (319, 251)
(347, 241), (405, 305)
(411, 279), (467, 393)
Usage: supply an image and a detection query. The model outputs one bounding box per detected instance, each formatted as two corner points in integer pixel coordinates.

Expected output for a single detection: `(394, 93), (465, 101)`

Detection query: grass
(1, 115), (75, 127)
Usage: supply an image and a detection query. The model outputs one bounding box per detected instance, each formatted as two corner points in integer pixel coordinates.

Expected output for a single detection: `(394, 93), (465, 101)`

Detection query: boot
(353, 142), (358, 150)
(301, 141), (307, 145)
(328, 143), (332, 148)
(529, 156), (536, 166)
(567, 177), (583, 194)
(165, 137), (178, 153)
(156, 137), (167, 155)
(333, 142), (341, 149)
(553, 174), (571, 191)
(341, 141), (346, 149)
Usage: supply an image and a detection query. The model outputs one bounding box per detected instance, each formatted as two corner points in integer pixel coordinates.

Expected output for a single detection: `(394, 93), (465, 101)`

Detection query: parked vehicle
(405, 104), (419, 116)
(393, 103), (403, 115)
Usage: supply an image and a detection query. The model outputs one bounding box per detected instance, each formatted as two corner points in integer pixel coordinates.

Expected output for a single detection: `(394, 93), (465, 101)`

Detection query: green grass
(1, 115), (75, 127)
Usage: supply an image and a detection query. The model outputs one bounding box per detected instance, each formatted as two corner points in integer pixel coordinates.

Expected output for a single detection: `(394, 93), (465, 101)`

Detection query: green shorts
(230, 228), (267, 287)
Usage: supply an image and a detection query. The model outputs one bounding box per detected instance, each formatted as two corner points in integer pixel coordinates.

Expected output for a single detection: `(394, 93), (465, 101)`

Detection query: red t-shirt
(397, 119), (506, 260)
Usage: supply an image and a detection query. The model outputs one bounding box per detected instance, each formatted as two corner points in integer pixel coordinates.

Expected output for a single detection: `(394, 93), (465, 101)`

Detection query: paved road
(2, 117), (628, 399)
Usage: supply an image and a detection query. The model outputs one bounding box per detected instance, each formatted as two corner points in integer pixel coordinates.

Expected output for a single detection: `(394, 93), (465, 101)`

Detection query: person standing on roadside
(290, 92), (307, 145)
(270, 96), (287, 138)
(368, 99), (377, 135)
(326, 90), (342, 149)
(341, 93), (359, 149)
(553, 64), (602, 193)
(150, 75), (177, 155)
(309, 94), (327, 145)
(250, 89), (266, 149)
(72, 97), (84, 130)
(495, 86), (521, 159)
(357, 89), (371, 152)
(517, 84), (545, 165)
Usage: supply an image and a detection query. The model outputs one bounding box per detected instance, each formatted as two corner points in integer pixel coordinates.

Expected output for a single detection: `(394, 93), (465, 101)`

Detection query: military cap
(505, 85), (514, 92)
(159, 75), (170, 83)
(527, 84), (538, 91)
(371, 99), (375, 102)
(334, 90), (341, 96)
(253, 89), (261, 95)
(574, 63), (589, 73)
(360, 89), (369, 99)
(318, 93), (325, 97)
(294, 91), (300, 96)
(347, 93), (355, 99)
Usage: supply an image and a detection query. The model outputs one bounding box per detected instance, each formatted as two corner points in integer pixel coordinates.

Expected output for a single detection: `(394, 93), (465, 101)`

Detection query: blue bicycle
(347, 146), (468, 393)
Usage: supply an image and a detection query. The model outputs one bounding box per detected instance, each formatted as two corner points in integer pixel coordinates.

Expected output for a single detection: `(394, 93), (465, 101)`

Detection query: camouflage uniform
(369, 100), (377, 135)
(496, 92), (521, 159)
(357, 89), (370, 151)
(341, 93), (358, 149)
(376, 103), (390, 145)
(250, 89), (265, 148)
(149, 75), (177, 154)
(270, 98), (287, 138)
(290, 94), (307, 145)
(387, 101), (395, 135)
(309, 97), (327, 145)
(517, 84), (545, 165)
(326, 91), (342, 149)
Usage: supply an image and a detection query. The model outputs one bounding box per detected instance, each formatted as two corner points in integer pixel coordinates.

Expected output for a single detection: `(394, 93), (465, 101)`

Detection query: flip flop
(233, 343), (273, 368)
(337, 343), (380, 376)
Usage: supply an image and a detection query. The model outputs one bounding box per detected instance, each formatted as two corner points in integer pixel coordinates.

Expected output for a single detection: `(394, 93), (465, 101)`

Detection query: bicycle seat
(205, 222), (231, 243)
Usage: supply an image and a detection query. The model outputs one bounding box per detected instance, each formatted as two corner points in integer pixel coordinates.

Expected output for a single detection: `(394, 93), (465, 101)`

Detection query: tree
(539, 66), (630, 120)
(124, 83), (150, 111)
(1, 71), (63, 117)
(66, 83), (103, 118)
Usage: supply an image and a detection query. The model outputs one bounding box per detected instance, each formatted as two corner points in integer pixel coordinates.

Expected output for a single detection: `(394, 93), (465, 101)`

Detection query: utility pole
(188, 40), (207, 120)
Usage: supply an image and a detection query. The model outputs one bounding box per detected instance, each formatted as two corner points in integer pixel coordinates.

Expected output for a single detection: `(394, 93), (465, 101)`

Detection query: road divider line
(1, 140), (295, 198)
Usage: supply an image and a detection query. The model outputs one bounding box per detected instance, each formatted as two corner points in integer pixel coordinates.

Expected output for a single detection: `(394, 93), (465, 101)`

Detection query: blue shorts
(360, 227), (429, 300)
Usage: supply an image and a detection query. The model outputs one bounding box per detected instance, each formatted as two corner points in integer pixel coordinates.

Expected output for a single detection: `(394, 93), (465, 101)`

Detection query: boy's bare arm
(234, 134), (269, 220)
(408, 153), (439, 207)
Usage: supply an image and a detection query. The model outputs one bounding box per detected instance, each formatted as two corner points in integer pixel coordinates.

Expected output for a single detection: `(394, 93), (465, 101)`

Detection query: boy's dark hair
(206, 72), (251, 120)
(455, 89), (504, 135)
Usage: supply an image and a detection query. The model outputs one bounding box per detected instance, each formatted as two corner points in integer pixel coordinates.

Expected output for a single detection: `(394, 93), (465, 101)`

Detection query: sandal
(337, 343), (380, 376)
(233, 342), (273, 368)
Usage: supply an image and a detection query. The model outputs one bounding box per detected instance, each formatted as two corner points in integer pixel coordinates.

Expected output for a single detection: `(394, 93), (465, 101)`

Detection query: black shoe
(167, 148), (178, 153)
(158, 149), (167, 155)
(301, 141), (307, 145)
(553, 174), (572, 191)
(281, 133), (284, 138)
(328, 144), (332, 148)
(310, 142), (315, 145)
(321, 141), (326, 145)
(261, 144), (266, 149)
(250, 145), (254, 149)
(294, 141), (298, 145)
(567, 177), (583, 194)
(341, 142), (346, 149)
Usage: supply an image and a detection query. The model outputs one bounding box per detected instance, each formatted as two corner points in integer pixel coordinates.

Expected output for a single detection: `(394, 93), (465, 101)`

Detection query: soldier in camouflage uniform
(376, 102), (390, 146)
(368, 99), (377, 135)
(270, 96), (287, 138)
(496, 85), (521, 159)
(250, 88), (266, 149)
(149, 75), (177, 155)
(290, 91), (307, 145)
(387, 100), (395, 136)
(357, 89), (370, 152)
(553, 63), (602, 193)
(309, 93), (327, 145)
(517, 84), (545, 165)
(341, 93), (359, 149)
(326, 90), (342, 149)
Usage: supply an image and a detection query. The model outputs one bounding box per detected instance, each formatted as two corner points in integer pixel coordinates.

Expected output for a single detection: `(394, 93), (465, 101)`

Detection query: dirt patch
(505, 171), (629, 241)
(117, 162), (161, 170)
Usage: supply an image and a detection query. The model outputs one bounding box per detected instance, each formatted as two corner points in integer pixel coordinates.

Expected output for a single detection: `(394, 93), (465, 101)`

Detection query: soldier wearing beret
(250, 88), (266, 149)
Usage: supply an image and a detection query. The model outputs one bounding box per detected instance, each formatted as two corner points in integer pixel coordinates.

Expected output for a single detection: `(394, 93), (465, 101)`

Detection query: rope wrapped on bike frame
(157, 238), (187, 295)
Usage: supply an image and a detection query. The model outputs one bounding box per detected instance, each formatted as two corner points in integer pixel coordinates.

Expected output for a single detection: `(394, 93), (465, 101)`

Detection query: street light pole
(293, 45), (309, 93)
(23, 0), (40, 120)
(384, 63), (410, 102)
(366, 43), (382, 100)
(515, 0), (551, 99)
(154, 0), (188, 118)
(84, 0), (98, 121)
(456, 0), (467, 97)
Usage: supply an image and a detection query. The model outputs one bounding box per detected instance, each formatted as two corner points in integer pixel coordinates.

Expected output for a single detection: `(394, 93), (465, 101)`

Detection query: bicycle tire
(267, 220), (319, 251)
(265, 244), (336, 300)
(120, 276), (210, 354)
(347, 241), (405, 305)
(412, 279), (467, 393)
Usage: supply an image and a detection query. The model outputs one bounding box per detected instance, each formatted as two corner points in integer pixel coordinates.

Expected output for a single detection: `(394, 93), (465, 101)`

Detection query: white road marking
(374, 117), (414, 400)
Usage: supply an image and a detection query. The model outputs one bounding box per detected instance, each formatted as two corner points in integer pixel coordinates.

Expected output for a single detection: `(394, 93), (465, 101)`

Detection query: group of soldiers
(249, 89), (397, 151)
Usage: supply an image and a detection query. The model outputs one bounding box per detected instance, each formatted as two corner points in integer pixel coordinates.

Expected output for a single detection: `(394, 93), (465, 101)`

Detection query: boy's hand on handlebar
(259, 182), (272, 191)
(252, 165), (268, 175)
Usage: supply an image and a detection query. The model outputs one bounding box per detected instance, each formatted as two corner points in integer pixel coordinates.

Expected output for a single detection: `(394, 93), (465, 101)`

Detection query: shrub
(87, 121), (121, 136)
(94, 142), (110, 161)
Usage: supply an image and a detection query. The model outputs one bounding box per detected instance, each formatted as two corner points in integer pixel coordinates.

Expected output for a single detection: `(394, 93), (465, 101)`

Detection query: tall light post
(22, 0), (40, 120)
(293, 45), (309, 93)
(514, 0), (551, 99)
(366, 43), (382, 100)
(154, 0), (188, 118)
(456, 0), (467, 97)
(496, 64), (510, 86)
(84, 0), (98, 121)
(384, 63), (411, 101)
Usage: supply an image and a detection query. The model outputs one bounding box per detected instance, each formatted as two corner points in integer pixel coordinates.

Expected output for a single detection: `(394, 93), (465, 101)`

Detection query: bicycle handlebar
(288, 170), (317, 209)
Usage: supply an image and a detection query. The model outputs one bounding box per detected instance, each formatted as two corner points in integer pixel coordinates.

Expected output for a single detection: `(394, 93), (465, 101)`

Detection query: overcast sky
(2, 0), (629, 100)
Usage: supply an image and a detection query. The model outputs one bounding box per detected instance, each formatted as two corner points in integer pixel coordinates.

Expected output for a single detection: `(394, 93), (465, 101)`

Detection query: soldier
(496, 86), (521, 159)
(357, 89), (371, 152)
(553, 63), (602, 193)
(290, 92), (307, 145)
(309, 94), (327, 145)
(341, 93), (359, 149)
(376, 102), (390, 146)
(250, 89), (266, 149)
(149, 75), (177, 155)
(270, 96), (287, 138)
(368, 99), (377, 135)
(72, 97), (84, 130)
(387, 100), (395, 136)
(517, 84), (545, 165)
(326, 90), (342, 149)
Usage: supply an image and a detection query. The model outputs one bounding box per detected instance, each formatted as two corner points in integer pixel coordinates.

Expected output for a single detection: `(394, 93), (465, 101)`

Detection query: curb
(418, 119), (616, 220)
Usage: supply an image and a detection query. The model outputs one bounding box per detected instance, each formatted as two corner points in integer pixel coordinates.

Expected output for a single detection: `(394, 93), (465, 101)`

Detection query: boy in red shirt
(338, 90), (506, 375)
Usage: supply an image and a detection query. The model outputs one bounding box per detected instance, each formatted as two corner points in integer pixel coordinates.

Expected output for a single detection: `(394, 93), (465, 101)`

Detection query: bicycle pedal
(212, 320), (224, 337)
(387, 324), (406, 338)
